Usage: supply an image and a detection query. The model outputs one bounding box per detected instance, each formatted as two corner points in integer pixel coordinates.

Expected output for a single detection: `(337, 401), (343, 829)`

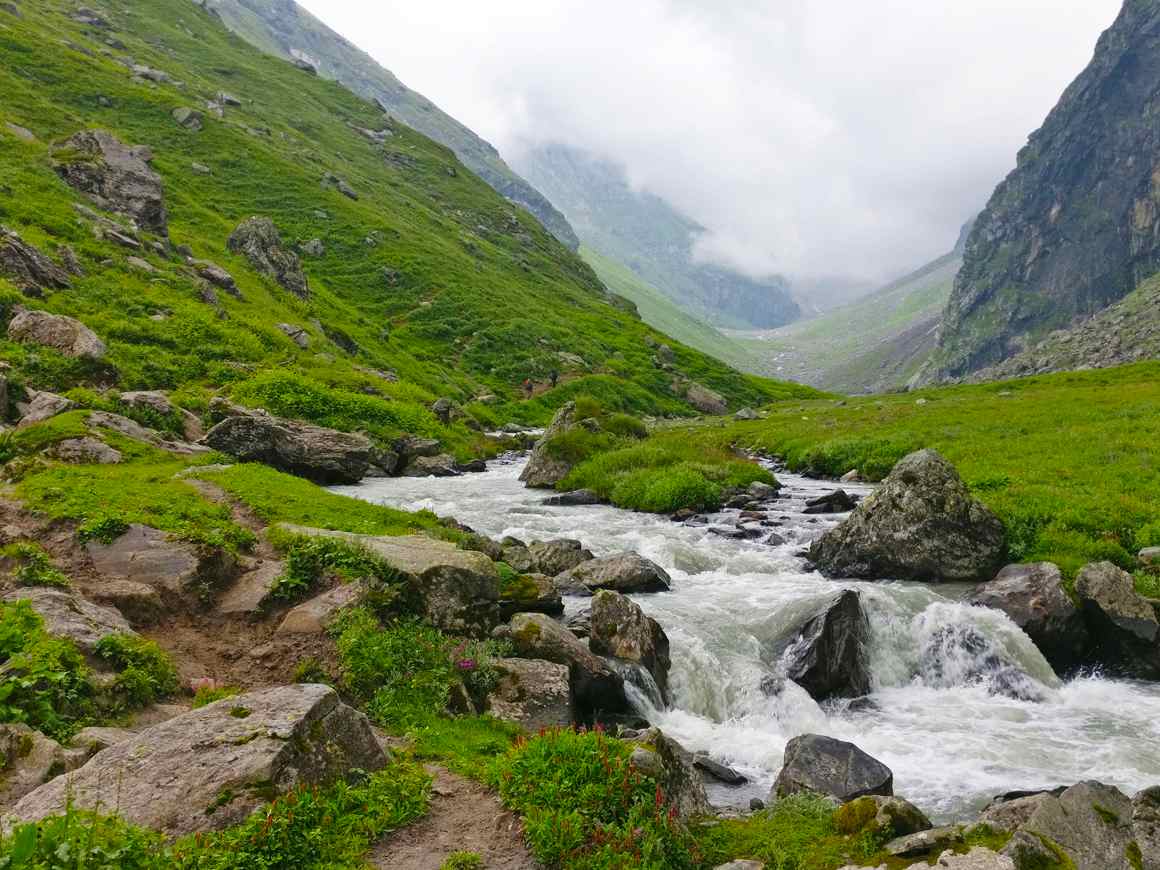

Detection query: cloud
(299, 0), (1122, 285)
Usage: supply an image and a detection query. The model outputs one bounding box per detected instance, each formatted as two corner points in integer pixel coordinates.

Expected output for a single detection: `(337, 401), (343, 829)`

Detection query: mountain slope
(734, 230), (968, 393)
(0, 0), (815, 453)
(202, 0), (580, 250)
(580, 246), (759, 372)
(515, 143), (800, 330)
(926, 0), (1160, 381)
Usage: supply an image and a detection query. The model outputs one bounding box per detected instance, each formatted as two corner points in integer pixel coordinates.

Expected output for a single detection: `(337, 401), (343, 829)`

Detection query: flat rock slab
(276, 582), (364, 635)
(217, 560), (284, 615)
(369, 765), (536, 870)
(5, 684), (387, 839)
(85, 523), (235, 605)
(2, 588), (132, 654)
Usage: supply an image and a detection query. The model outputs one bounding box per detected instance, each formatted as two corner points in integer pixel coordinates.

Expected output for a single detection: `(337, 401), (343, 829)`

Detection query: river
(331, 455), (1160, 822)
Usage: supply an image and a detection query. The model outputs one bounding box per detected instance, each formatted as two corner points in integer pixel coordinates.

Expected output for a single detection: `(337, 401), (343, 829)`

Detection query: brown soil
(369, 765), (539, 870)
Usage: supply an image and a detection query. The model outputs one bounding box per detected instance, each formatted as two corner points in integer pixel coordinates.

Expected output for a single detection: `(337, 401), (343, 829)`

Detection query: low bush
(0, 806), (167, 870)
(267, 532), (402, 603)
(3, 543), (70, 589)
(191, 685), (242, 708)
(94, 634), (181, 709)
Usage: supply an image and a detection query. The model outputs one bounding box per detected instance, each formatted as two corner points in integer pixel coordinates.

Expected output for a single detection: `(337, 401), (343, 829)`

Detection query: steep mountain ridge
(202, 0), (580, 250)
(926, 0), (1160, 381)
(515, 143), (801, 330)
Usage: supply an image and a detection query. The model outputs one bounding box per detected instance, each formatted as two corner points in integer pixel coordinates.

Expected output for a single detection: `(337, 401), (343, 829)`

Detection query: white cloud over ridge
(300, 0), (1121, 285)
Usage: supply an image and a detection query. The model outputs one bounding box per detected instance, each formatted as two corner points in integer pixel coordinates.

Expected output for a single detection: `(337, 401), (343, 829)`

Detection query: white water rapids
(332, 456), (1160, 821)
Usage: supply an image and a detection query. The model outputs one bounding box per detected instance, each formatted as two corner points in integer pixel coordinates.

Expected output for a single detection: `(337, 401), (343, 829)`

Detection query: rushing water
(332, 456), (1160, 821)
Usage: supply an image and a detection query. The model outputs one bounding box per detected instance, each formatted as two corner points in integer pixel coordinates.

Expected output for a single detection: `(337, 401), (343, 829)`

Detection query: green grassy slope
(580, 246), (759, 372)
(736, 250), (960, 393)
(203, 0), (580, 249)
(682, 362), (1160, 579)
(0, 0), (810, 451)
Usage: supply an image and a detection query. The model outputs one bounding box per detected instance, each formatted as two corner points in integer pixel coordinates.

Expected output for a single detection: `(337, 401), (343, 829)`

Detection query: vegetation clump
(2, 543), (71, 589)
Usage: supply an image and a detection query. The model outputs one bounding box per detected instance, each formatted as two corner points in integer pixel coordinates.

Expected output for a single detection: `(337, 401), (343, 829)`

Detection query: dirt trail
(370, 765), (539, 870)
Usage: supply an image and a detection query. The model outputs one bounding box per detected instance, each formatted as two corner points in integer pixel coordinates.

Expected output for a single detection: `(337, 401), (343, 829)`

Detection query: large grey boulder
(46, 436), (122, 464)
(0, 228), (72, 294)
(484, 658), (573, 731)
(501, 612), (627, 720)
(16, 391), (76, 427)
(779, 590), (870, 701)
(498, 573), (563, 621)
(810, 449), (1005, 583)
(835, 794), (931, 840)
(520, 402), (578, 488)
(684, 382), (727, 415)
(589, 589), (671, 705)
(5, 685), (387, 838)
(85, 523), (237, 611)
(1011, 780), (1139, 870)
(274, 525), (501, 636)
(400, 453), (459, 477)
(970, 562), (1090, 673)
(2, 588), (132, 655)
(203, 414), (374, 485)
(7, 308), (106, 359)
(627, 729), (712, 820)
(527, 539), (594, 576)
(1075, 561), (1160, 678)
(773, 734), (893, 802)
(52, 130), (167, 235)
(555, 552), (671, 595)
(227, 217), (309, 298)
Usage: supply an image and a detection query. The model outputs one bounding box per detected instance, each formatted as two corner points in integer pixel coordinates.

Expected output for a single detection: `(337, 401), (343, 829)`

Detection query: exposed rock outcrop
(810, 449), (1005, 583)
(203, 414), (374, 484)
(7, 308), (106, 359)
(0, 724), (85, 808)
(1075, 561), (1160, 678)
(555, 552), (671, 595)
(520, 402), (578, 488)
(0, 228), (72, 294)
(52, 130), (167, 235)
(589, 589), (671, 705)
(969, 562), (1090, 673)
(5, 685), (387, 838)
(627, 729), (712, 820)
(779, 590), (870, 701)
(2, 588), (133, 655)
(227, 216), (309, 298)
(484, 658), (573, 730)
(773, 734), (893, 802)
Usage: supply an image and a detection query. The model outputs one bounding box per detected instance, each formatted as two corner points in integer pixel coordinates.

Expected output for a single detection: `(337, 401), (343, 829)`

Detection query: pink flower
(456, 659), (477, 670)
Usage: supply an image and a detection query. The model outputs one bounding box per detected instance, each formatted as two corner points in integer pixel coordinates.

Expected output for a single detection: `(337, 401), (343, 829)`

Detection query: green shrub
(191, 685), (242, 708)
(0, 806), (168, 869)
(441, 853), (485, 870)
(3, 543), (71, 589)
(268, 533), (401, 603)
(95, 634), (181, 709)
(76, 516), (131, 545)
(494, 728), (700, 869)
(572, 395), (604, 421)
(603, 413), (648, 439)
(542, 428), (622, 465)
(292, 657), (330, 685)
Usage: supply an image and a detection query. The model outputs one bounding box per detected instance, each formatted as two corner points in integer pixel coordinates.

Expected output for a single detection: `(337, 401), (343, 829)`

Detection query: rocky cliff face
(927, 0), (1160, 381)
(204, 0), (580, 250)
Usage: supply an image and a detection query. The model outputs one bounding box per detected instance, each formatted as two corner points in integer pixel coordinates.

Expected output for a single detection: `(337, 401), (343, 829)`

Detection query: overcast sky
(299, 0), (1121, 285)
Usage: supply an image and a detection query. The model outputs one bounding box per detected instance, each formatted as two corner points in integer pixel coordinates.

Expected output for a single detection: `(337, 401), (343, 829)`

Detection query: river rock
(835, 794), (932, 839)
(627, 729), (711, 819)
(803, 489), (856, 514)
(85, 523), (238, 610)
(885, 825), (964, 858)
(694, 754), (747, 785)
(498, 573), (563, 620)
(773, 734), (893, 802)
(395, 435), (442, 461)
(1075, 561), (1160, 678)
(1014, 780), (1137, 870)
(520, 402), (578, 488)
(2, 588), (133, 655)
(555, 552), (671, 595)
(501, 612), (627, 720)
(1133, 786), (1160, 870)
(52, 131), (167, 235)
(7, 308), (106, 358)
(589, 589), (671, 705)
(933, 849), (1013, 869)
(275, 525), (501, 636)
(543, 489), (600, 506)
(809, 449), (1005, 583)
(978, 790), (1061, 832)
(0, 227), (72, 294)
(780, 590), (870, 701)
(969, 562), (1090, 673)
(227, 216), (309, 298)
(400, 453), (459, 477)
(203, 414), (374, 484)
(5, 685), (387, 838)
(483, 658), (573, 730)
(527, 539), (593, 576)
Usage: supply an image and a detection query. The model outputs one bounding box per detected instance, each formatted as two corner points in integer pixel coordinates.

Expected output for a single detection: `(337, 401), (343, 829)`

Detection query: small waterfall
(609, 658), (666, 713)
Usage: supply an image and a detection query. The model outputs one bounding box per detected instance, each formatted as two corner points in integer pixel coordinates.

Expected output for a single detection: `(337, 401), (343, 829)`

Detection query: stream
(332, 455), (1160, 822)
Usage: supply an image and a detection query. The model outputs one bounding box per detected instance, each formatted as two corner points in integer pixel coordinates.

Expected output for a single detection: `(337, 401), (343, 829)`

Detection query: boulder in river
(520, 402), (578, 488)
(969, 562), (1090, 673)
(543, 489), (600, 506)
(589, 589), (671, 705)
(772, 733), (893, 802)
(203, 414), (374, 484)
(803, 489), (856, 514)
(835, 794), (932, 839)
(779, 589), (870, 701)
(555, 552), (671, 595)
(1075, 561), (1160, 679)
(500, 612), (627, 721)
(52, 130), (168, 236)
(1003, 780), (1140, 870)
(227, 216), (309, 298)
(6, 684), (387, 838)
(809, 449), (1006, 583)
(526, 538), (593, 576)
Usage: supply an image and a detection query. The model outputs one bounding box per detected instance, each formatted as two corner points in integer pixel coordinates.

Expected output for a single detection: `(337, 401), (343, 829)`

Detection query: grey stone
(885, 825), (963, 858)
(484, 658), (573, 731)
(1133, 786), (1160, 870)
(218, 560), (284, 616)
(46, 436), (121, 464)
(16, 391), (76, 428)
(400, 453), (459, 477)
(589, 589), (671, 705)
(227, 216), (309, 298)
(0, 227), (71, 293)
(1019, 780), (1136, 870)
(527, 539), (593, 576)
(276, 322), (311, 349)
(2, 588), (132, 654)
(627, 729), (711, 820)
(734, 408), (759, 421)
(773, 734), (893, 802)
(190, 260), (240, 297)
(118, 390), (174, 417)
(780, 589), (870, 701)
(836, 794), (932, 839)
(171, 106), (203, 131)
(933, 849), (1013, 869)
(7, 308), (106, 358)
(810, 449), (1006, 583)
(694, 754), (747, 785)
(543, 489), (600, 506)
(0, 725), (78, 808)
(1076, 561), (1160, 678)
(684, 382), (727, 415)
(498, 573), (563, 620)
(5, 685), (387, 838)
(52, 130), (167, 235)
(520, 402), (578, 488)
(276, 582), (364, 635)
(203, 414), (374, 484)
(87, 580), (164, 627)
(555, 552), (671, 595)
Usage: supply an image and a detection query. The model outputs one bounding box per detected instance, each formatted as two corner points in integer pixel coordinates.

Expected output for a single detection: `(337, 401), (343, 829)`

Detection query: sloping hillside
(0, 0), (814, 454)
(925, 0), (1160, 381)
(203, 0), (580, 250)
(516, 143), (800, 330)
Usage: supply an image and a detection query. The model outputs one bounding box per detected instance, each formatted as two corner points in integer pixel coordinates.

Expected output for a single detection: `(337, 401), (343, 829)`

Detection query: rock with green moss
(1012, 780), (1136, 870)
(886, 825), (965, 858)
(520, 402), (578, 489)
(227, 216), (309, 299)
(933, 848), (1014, 868)
(1076, 561), (1160, 679)
(835, 794), (932, 840)
(589, 589), (671, 705)
(498, 572), (563, 620)
(7, 308), (106, 360)
(484, 657), (572, 731)
(52, 130), (168, 236)
(5, 684), (387, 838)
(1131, 787), (1159, 870)
(203, 414), (376, 485)
(2, 588), (133, 656)
(0, 227), (72, 294)
(626, 728), (711, 820)
(0, 724), (85, 809)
